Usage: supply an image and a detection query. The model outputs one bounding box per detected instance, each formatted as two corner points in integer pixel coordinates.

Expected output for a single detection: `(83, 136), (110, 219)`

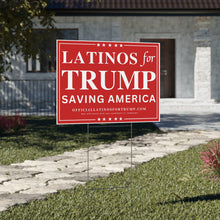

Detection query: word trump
(61, 70), (156, 91)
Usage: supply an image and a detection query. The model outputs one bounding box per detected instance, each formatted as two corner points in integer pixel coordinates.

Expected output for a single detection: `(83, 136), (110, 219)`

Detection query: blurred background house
(1, 0), (220, 115)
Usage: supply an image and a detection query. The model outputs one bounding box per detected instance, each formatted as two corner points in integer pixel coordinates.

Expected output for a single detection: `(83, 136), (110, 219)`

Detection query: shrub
(0, 116), (26, 133)
(200, 140), (220, 176)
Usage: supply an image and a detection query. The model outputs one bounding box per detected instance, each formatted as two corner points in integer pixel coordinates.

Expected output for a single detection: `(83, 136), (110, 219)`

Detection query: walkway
(0, 129), (220, 212)
(156, 113), (220, 130)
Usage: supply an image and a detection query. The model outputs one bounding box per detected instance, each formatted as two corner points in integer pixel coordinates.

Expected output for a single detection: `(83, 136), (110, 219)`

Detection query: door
(141, 39), (175, 98)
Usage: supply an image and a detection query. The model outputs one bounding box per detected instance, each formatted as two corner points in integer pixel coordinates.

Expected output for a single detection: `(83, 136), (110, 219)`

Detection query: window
(27, 29), (78, 73)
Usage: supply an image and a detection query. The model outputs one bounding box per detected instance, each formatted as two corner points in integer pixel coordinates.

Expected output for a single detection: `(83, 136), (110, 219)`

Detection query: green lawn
(0, 142), (220, 219)
(0, 117), (219, 219)
(0, 116), (159, 165)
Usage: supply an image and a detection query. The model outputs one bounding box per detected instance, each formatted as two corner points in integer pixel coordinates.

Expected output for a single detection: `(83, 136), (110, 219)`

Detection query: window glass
(27, 29), (78, 73)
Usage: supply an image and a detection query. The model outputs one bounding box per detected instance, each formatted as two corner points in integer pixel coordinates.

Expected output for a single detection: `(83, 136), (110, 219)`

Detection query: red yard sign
(57, 40), (160, 124)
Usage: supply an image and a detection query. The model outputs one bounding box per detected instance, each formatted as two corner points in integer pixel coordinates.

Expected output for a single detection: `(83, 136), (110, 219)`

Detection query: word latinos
(62, 51), (138, 65)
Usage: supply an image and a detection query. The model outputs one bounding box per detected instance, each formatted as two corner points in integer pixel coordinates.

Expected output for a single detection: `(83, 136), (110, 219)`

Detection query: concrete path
(156, 113), (220, 130)
(0, 129), (220, 212)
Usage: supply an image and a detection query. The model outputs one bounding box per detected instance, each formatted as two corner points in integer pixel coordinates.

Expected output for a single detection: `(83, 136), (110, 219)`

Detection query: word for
(140, 51), (156, 67)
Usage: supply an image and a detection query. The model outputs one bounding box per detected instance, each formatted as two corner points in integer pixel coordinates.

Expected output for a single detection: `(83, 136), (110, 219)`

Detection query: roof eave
(49, 9), (220, 16)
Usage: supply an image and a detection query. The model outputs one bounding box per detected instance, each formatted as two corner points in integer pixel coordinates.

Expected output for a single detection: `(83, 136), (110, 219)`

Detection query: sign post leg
(130, 122), (133, 217)
(86, 123), (90, 219)
(87, 123), (90, 183)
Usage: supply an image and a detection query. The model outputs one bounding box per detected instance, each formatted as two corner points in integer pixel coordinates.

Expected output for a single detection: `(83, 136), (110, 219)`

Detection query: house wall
(211, 17), (220, 100)
(7, 16), (197, 98)
(61, 16), (195, 98)
(194, 16), (211, 101)
(2, 15), (219, 115)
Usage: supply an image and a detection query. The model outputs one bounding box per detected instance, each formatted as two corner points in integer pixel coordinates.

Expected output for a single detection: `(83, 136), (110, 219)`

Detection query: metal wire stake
(87, 123), (90, 219)
(87, 123), (90, 183)
(130, 122), (133, 218)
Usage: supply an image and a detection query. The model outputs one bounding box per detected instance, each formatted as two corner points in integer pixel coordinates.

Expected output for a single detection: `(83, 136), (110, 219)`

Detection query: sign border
(56, 40), (160, 125)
